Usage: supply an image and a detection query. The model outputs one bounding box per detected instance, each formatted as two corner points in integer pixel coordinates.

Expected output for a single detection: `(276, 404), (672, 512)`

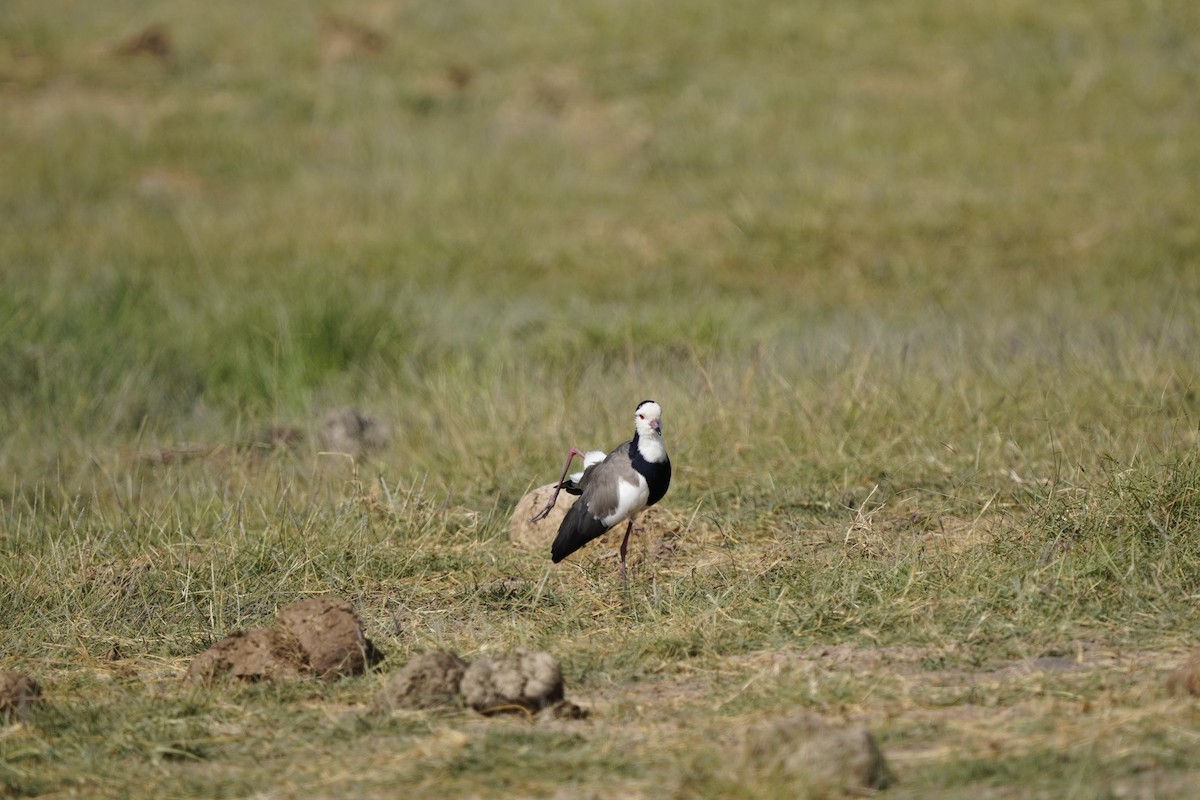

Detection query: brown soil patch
(113, 24), (172, 60)
(319, 407), (390, 458)
(377, 651), (468, 711)
(185, 596), (382, 686)
(319, 14), (386, 65)
(277, 596), (381, 679)
(377, 649), (587, 719)
(460, 650), (565, 715)
(185, 628), (307, 685)
(1166, 650), (1200, 697)
(0, 670), (42, 720)
(509, 484), (572, 551)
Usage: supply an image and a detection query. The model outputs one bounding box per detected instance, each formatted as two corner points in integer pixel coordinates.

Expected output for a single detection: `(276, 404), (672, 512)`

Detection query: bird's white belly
(602, 476), (650, 527)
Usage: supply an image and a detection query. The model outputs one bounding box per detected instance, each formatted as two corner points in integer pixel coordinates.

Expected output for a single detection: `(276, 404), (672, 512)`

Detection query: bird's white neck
(635, 431), (667, 464)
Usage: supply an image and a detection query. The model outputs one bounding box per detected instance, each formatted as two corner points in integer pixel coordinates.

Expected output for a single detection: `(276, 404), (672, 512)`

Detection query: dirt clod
(320, 14), (386, 65)
(377, 651), (469, 711)
(320, 407), (390, 457)
(509, 484), (572, 551)
(737, 712), (893, 794)
(185, 628), (307, 686)
(114, 23), (172, 60)
(378, 650), (585, 718)
(277, 596), (382, 679)
(0, 671), (42, 720)
(1166, 651), (1200, 697)
(185, 596), (382, 685)
(460, 649), (564, 715)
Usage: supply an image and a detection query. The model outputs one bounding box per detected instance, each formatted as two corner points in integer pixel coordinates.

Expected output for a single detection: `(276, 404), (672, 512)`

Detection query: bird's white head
(634, 400), (664, 439)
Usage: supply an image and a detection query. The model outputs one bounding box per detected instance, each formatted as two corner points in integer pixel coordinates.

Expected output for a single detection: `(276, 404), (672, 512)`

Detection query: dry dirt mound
(113, 23), (172, 60)
(509, 484), (573, 550)
(320, 13), (386, 65)
(186, 596), (381, 686)
(377, 649), (586, 719)
(1167, 650), (1200, 696)
(509, 484), (677, 558)
(460, 650), (564, 715)
(736, 712), (893, 795)
(185, 628), (307, 685)
(0, 670), (42, 720)
(320, 407), (390, 457)
(377, 651), (469, 711)
(278, 596), (382, 679)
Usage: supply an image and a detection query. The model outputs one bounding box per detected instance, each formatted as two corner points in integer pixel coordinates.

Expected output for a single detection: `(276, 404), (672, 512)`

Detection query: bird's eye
(637, 414), (644, 420)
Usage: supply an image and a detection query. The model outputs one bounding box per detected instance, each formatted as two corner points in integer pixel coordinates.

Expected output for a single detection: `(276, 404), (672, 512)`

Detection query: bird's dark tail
(551, 501), (610, 563)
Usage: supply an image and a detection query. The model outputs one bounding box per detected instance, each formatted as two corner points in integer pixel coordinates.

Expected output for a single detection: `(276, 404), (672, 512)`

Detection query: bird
(557, 450), (607, 495)
(530, 400), (672, 579)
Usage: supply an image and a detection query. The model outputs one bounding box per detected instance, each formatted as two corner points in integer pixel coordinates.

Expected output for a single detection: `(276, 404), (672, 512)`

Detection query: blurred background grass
(3, 0), (1197, 451)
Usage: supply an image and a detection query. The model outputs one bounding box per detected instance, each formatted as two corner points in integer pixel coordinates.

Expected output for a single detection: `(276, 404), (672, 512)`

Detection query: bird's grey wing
(550, 441), (632, 563)
(574, 441), (633, 518)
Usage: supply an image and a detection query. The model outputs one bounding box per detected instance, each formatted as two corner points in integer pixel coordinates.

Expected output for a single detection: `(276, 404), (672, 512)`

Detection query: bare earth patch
(277, 596), (382, 679)
(185, 628), (308, 685)
(460, 649), (565, 715)
(377, 649), (587, 719)
(377, 651), (468, 711)
(185, 596), (381, 686)
(0, 670), (42, 720)
(1165, 650), (1200, 697)
(320, 407), (391, 458)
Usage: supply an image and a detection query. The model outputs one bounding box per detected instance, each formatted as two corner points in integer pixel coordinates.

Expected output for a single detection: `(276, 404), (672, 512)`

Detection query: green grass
(3, 0), (1200, 796)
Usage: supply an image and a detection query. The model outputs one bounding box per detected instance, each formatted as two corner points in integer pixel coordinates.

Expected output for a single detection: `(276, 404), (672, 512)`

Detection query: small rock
(319, 13), (386, 65)
(185, 597), (382, 685)
(184, 628), (307, 686)
(320, 407), (390, 457)
(277, 596), (382, 679)
(460, 650), (564, 715)
(509, 484), (571, 551)
(1166, 651), (1200, 697)
(446, 63), (474, 91)
(737, 712), (893, 794)
(0, 671), (42, 720)
(113, 23), (172, 60)
(377, 651), (469, 711)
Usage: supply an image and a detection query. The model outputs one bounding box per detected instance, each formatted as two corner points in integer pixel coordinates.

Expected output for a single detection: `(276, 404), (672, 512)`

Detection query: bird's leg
(530, 446), (584, 523)
(618, 519), (635, 582)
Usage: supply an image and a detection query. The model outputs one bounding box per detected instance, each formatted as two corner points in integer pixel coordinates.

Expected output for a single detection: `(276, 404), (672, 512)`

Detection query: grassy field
(3, 0), (1200, 796)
